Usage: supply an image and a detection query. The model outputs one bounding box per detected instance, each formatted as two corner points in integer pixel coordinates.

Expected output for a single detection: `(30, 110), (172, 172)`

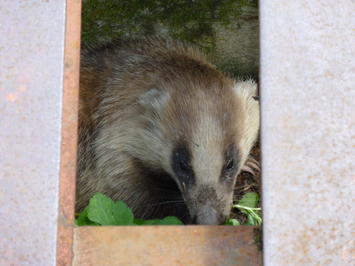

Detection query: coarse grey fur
(77, 37), (259, 224)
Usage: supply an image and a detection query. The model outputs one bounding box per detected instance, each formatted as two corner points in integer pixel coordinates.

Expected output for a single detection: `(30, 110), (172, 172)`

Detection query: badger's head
(137, 73), (259, 225)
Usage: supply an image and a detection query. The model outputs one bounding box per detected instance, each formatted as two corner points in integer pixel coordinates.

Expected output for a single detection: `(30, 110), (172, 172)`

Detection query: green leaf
(233, 192), (262, 226)
(141, 216), (183, 225)
(133, 218), (145, 225)
(140, 219), (162, 225)
(87, 193), (117, 225)
(75, 207), (98, 226)
(225, 218), (240, 226)
(76, 193), (183, 226)
(112, 201), (135, 225)
(87, 193), (134, 225)
(157, 216), (183, 225)
(238, 192), (259, 209)
(245, 214), (257, 226)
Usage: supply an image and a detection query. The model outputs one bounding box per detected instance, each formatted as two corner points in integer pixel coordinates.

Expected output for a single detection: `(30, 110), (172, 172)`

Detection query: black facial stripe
(221, 144), (240, 182)
(171, 142), (195, 186)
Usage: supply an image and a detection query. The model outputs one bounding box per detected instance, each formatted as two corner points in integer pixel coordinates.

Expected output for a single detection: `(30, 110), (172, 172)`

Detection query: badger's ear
(233, 79), (260, 162)
(232, 79), (258, 100)
(138, 88), (170, 111)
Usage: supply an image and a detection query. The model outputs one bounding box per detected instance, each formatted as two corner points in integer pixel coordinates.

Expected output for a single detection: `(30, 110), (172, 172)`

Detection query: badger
(76, 37), (260, 225)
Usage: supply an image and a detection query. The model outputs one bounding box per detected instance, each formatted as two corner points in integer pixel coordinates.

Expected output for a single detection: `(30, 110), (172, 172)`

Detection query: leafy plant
(228, 192), (262, 226)
(225, 218), (241, 226)
(76, 192), (261, 226)
(75, 193), (183, 226)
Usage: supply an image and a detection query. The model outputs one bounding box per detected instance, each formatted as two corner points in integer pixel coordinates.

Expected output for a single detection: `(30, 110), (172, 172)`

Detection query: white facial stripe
(190, 109), (224, 184)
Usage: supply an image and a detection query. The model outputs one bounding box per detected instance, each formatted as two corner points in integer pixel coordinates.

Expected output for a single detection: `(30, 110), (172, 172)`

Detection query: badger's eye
(221, 144), (239, 182)
(174, 152), (193, 177)
(224, 159), (235, 171)
(178, 158), (191, 173)
(171, 143), (195, 184)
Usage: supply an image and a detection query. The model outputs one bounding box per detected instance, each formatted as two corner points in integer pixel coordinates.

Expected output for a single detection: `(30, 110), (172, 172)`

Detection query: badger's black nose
(194, 206), (226, 225)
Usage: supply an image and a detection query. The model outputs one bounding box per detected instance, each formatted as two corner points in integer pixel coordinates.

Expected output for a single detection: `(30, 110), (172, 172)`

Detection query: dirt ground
(231, 141), (261, 224)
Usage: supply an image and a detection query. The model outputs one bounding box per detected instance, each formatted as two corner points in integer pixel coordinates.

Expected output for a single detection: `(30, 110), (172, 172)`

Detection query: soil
(231, 141), (261, 224)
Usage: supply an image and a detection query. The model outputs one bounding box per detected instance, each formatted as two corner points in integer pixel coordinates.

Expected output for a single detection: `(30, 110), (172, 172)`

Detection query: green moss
(81, 0), (257, 55)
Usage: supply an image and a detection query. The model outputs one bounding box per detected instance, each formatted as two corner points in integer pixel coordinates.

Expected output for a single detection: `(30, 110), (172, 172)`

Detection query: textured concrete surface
(260, 1), (355, 265)
(1, 1), (354, 265)
(0, 1), (66, 265)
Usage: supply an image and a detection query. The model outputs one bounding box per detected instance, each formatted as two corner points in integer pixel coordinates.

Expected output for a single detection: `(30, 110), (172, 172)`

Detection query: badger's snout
(194, 205), (226, 225)
(185, 185), (231, 225)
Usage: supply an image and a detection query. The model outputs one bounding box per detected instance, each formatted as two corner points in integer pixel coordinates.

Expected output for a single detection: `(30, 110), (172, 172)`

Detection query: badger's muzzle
(194, 205), (226, 225)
